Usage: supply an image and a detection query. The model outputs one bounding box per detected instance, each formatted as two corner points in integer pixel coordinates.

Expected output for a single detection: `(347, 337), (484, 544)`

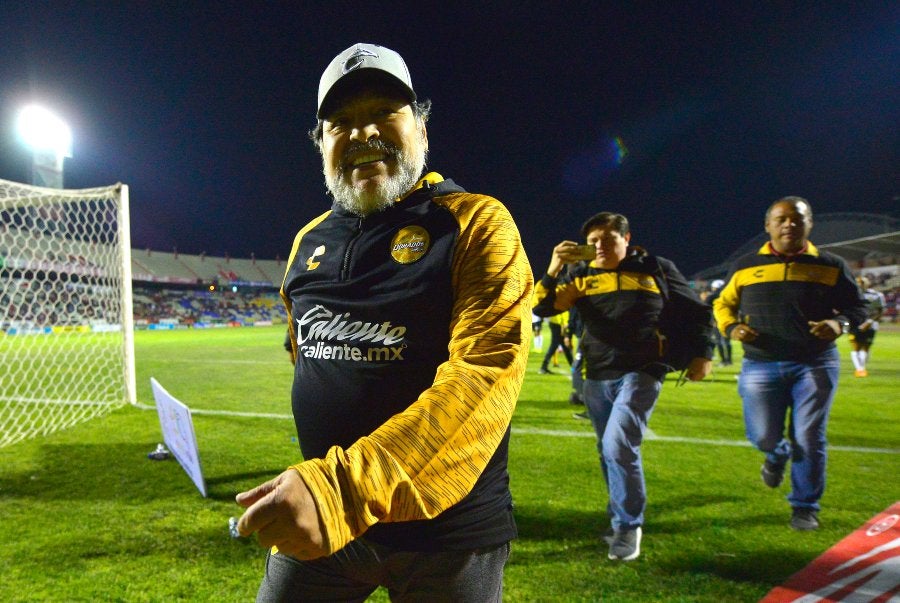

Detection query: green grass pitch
(1, 325), (897, 601)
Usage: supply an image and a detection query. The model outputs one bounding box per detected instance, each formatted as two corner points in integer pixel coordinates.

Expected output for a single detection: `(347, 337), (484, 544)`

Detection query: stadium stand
(130, 248), (284, 286)
(130, 249), (288, 329)
(132, 286), (286, 328)
(6, 226), (894, 331)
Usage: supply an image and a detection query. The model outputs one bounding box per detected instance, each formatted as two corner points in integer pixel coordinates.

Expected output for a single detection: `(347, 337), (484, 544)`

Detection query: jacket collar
(758, 241), (820, 257)
(398, 172), (445, 202)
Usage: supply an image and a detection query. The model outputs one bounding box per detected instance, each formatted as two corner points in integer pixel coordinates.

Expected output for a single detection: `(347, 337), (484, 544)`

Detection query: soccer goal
(0, 178), (136, 448)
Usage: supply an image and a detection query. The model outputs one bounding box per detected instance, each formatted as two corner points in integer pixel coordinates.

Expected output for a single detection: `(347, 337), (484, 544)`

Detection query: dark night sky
(2, 2), (897, 277)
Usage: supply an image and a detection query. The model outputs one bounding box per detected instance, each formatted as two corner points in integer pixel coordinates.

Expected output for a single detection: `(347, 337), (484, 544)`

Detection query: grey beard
(326, 140), (427, 217)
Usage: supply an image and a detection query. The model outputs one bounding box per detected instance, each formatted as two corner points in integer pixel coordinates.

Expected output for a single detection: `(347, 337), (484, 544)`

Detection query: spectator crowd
(132, 286), (287, 328)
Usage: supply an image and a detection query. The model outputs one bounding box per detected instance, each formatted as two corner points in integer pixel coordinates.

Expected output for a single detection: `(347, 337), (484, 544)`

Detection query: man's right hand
(235, 468), (329, 560)
(548, 240), (586, 278)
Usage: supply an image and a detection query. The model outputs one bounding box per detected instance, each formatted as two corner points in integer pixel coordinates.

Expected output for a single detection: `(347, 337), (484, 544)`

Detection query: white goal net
(0, 178), (136, 448)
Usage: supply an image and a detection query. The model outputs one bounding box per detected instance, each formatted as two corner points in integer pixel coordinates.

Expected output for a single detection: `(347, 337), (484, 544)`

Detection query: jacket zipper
(340, 218), (363, 281)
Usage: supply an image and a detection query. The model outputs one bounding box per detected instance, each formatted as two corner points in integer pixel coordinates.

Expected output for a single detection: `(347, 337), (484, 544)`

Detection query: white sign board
(150, 378), (207, 497)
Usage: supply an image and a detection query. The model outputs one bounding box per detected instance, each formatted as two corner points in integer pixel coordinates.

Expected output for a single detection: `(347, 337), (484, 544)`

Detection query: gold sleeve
(532, 275), (582, 315)
(292, 193), (533, 554)
(712, 274), (741, 336)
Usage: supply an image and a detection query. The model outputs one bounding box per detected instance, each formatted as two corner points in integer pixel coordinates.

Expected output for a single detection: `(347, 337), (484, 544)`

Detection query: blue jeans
(583, 372), (662, 531)
(738, 347), (840, 510)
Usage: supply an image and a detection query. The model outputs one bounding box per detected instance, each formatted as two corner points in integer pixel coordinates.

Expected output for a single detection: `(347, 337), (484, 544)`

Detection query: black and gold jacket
(713, 242), (867, 361)
(533, 249), (714, 381)
(279, 173), (533, 554)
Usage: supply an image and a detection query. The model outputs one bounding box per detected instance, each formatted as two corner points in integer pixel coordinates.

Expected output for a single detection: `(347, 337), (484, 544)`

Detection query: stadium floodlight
(16, 104), (72, 189)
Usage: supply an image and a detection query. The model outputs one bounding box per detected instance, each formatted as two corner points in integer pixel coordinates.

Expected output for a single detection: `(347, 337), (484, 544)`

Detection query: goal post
(0, 178), (135, 448)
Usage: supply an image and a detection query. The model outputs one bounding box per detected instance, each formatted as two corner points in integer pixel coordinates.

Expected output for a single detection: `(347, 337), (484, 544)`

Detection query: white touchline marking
(176, 359), (286, 365)
(511, 426), (900, 455)
(133, 405), (900, 455)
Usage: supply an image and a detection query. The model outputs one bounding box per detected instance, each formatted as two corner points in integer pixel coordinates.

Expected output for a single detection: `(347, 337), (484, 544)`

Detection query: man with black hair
(533, 211), (714, 561)
(236, 43), (532, 601)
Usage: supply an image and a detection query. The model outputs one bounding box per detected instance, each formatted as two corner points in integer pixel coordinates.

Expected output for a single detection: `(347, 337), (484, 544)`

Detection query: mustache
(338, 139), (401, 173)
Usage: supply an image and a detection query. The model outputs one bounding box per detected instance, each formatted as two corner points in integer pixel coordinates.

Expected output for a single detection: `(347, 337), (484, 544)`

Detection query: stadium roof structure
(693, 212), (900, 280)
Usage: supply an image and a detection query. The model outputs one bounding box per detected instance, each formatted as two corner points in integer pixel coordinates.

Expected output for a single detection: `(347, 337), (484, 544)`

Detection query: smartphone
(573, 244), (596, 260)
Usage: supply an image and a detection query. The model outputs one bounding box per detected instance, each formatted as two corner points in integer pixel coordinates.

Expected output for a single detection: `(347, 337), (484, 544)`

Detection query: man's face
(765, 200), (813, 254)
(586, 225), (630, 269)
(320, 91), (428, 216)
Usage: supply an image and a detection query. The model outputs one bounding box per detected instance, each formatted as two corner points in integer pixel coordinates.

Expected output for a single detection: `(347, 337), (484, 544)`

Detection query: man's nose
(349, 122), (379, 142)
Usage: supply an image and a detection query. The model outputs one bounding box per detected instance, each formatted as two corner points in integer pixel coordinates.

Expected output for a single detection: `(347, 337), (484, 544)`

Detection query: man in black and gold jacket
(533, 211), (714, 562)
(235, 43), (532, 602)
(713, 196), (866, 531)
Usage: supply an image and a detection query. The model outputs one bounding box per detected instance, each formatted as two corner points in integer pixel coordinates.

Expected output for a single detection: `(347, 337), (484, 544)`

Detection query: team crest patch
(390, 226), (430, 264)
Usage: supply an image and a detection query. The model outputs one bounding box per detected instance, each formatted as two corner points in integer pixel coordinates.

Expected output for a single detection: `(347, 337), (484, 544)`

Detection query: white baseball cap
(317, 43), (416, 118)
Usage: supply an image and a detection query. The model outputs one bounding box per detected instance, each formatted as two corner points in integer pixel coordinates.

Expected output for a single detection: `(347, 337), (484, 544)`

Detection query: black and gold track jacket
(712, 242), (867, 361)
(280, 172), (533, 555)
(532, 250), (714, 381)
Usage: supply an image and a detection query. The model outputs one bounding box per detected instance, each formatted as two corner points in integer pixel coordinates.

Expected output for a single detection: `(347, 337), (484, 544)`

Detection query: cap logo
(342, 48), (378, 74)
(390, 226), (430, 264)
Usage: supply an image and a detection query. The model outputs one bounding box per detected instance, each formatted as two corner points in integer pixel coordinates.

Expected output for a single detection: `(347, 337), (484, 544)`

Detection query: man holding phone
(533, 212), (714, 561)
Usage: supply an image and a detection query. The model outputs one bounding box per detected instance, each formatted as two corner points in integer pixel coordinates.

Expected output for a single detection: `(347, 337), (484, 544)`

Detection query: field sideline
(1, 324), (897, 601)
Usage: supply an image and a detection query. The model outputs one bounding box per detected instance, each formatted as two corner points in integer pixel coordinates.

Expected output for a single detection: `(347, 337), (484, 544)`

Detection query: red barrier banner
(761, 501), (900, 602)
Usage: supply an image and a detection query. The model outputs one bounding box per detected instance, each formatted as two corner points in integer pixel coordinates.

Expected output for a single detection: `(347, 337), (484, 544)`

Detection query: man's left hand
(808, 319), (841, 341)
